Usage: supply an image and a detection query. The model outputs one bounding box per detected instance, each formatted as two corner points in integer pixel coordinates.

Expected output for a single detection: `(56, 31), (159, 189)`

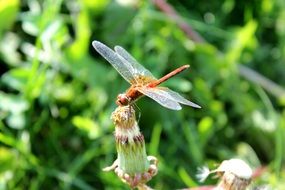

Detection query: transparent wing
(138, 87), (182, 110)
(139, 87), (201, 109)
(114, 46), (156, 79)
(160, 87), (201, 108)
(92, 41), (134, 83)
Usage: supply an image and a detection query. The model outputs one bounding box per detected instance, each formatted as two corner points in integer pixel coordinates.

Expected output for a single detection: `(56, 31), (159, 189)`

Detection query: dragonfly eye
(116, 94), (129, 106)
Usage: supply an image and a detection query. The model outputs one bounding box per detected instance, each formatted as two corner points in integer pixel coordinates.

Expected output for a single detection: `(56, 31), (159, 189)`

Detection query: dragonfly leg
(131, 102), (141, 122)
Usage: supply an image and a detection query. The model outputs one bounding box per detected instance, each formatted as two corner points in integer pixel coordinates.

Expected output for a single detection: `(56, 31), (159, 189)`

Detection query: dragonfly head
(116, 93), (130, 106)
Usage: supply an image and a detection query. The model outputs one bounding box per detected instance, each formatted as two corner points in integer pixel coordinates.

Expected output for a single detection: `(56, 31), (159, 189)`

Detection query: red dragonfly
(92, 41), (201, 110)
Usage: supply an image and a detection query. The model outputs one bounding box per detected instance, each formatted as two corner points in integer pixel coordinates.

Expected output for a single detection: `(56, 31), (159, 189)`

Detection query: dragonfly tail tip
(184, 64), (190, 68)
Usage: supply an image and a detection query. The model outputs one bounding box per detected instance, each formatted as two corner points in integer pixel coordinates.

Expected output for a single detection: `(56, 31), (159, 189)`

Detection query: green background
(0, 0), (284, 189)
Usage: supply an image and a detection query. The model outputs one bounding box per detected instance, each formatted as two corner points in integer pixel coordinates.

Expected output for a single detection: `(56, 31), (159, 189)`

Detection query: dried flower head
(197, 159), (253, 190)
(104, 106), (158, 188)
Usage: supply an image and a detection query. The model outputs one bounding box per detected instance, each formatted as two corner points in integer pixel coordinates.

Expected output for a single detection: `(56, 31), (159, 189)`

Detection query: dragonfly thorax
(116, 87), (143, 106)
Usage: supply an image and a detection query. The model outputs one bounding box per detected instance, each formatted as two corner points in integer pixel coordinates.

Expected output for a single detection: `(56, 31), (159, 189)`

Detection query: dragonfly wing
(114, 46), (156, 79)
(138, 87), (182, 110)
(160, 87), (201, 108)
(92, 41), (134, 83)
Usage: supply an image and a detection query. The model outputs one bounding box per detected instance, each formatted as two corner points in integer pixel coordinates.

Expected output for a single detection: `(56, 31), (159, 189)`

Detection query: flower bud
(104, 106), (158, 188)
(197, 159), (252, 190)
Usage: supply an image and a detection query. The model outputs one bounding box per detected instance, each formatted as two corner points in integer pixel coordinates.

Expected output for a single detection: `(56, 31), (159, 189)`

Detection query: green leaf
(0, 92), (29, 129)
(0, 0), (19, 33)
(72, 116), (102, 139)
(198, 116), (214, 147)
(1, 68), (30, 91)
(225, 20), (258, 64)
(0, 92), (29, 114)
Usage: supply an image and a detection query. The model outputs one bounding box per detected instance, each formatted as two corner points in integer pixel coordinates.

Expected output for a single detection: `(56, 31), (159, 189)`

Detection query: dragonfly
(92, 40), (201, 110)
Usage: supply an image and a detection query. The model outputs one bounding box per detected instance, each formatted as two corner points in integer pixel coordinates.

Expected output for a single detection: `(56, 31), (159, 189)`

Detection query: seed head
(105, 106), (158, 188)
(197, 159), (253, 190)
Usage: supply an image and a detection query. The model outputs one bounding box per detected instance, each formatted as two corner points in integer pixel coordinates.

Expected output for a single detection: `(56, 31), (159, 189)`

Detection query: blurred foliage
(0, 0), (285, 189)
